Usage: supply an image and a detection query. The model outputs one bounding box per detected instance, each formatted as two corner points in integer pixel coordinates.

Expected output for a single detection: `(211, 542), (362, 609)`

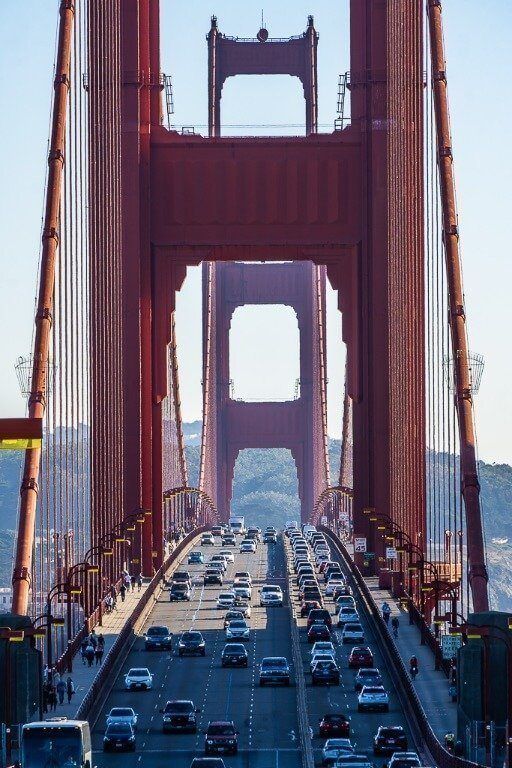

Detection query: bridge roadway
(91, 535), (420, 768)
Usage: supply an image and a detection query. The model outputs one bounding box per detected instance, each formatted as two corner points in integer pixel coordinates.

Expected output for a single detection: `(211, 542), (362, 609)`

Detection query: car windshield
(311, 623), (327, 631)
(326, 740), (352, 748)
(110, 709), (134, 716)
(359, 670), (379, 678)
(323, 715), (347, 723)
(165, 701), (193, 713)
(129, 669), (149, 677)
(262, 586), (280, 592)
(229, 621), (247, 628)
(346, 625), (363, 632)
(107, 724), (132, 734)
(316, 661), (334, 669)
(363, 687), (384, 694)
(147, 627), (167, 636)
(379, 728), (403, 738)
(183, 632), (202, 641)
(262, 658), (287, 667)
(225, 644), (245, 654)
(172, 584), (188, 590)
(208, 724), (235, 736)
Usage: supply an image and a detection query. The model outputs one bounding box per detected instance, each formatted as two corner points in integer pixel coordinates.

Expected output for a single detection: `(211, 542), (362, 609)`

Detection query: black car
(373, 726), (408, 755)
(204, 569), (223, 586)
(205, 721), (238, 755)
(319, 713), (350, 737)
(221, 643), (248, 667)
(312, 659), (340, 686)
(190, 760), (226, 768)
(161, 699), (200, 732)
(221, 535), (236, 546)
(259, 657), (291, 686)
(303, 588), (323, 604)
(170, 583), (191, 601)
(144, 625), (173, 650)
(307, 623), (331, 643)
(263, 532), (277, 543)
(354, 668), (383, 691)
(178, 631), (206, 656)
(103, 723), (136, 752)
(171, 570), (192, 586)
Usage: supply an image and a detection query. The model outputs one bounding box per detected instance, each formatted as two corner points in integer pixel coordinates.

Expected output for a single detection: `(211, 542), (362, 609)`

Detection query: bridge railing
(320, 526), (483, 768)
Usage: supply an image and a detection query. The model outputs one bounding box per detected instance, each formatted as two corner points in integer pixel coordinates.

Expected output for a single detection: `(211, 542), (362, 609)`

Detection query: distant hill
(1, 424), (512, 609)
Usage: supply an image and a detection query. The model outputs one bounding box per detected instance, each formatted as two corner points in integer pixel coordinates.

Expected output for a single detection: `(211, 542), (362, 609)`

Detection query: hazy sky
(0, 2), (511, 463)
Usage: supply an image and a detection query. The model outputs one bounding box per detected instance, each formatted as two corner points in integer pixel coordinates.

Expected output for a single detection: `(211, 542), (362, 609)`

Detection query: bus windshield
(22, 726), (85, 768)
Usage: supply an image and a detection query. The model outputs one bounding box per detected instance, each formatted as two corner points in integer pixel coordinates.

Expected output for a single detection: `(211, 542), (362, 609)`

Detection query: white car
(357, 685), (389, 712)
(225, 619), (251, 640)
(260, 585), (283, 607)
(240, 541), (256, 553)
(234, 572), (252, 585)
(106, 707), (138, 729)
(341, 623), (365, 644)
(335, 596), (356, 614)
(219, 549), (235, 563)
(233, 584), (252, 601)
(217, 592), (236, 609)
(209, 556), (227, 572)
(322, 739), (354, 765)
(233, 600), (252, 618)
(310, 641), (336, 658)
(387, 752), (422, 768)
(201, 534), (215, 546)
(337, 607), (360, 626)
(125, 668), (153, 691)
(310, 652), (337, 673)
(325, 579), (345, 597)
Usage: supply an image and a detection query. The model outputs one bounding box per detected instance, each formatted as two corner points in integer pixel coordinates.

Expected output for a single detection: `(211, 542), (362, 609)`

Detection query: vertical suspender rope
(12, 1), (75, 615)
(426, 0), (488, 611)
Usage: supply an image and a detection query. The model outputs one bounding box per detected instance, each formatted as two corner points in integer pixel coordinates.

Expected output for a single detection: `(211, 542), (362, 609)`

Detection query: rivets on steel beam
(21, 477), (39, 494)
(444, 223), (459, 239)
(42, 227), (59, 244)
(48, 149), (65, 166)
(37, 307), (53, 326)
(54, 73), (71, 90)
(440, 145), (453, 160)
(434, 70), (447, 83)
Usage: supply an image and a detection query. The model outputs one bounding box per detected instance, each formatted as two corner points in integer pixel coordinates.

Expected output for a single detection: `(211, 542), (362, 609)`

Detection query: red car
(300, 600), (321, 618)
(348, 646), (374, 668)
(319, 560), (337, 574)
(307, 609), (332, 630)
(318, 713), (350, 737)
(307, 623), (331, 643)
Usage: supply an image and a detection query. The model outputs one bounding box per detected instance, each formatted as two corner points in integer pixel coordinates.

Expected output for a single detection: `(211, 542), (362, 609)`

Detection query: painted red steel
(11, 0), (75, 615)
(207, 16), (318, 136)
(199, 261), (330, 521)
(426, 0), (488, 610)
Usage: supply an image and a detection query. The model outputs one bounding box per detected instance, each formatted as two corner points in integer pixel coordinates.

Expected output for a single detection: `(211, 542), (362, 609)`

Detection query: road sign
(441, 633), (462, 660)
(354, 537), (367, 553)
(386, 547), (398, 560)
(320, 515), (328, 525)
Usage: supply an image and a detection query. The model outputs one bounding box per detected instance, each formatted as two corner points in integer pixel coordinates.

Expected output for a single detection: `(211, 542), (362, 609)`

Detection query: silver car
(106, 707), (138, 729)
(125, 668), (153, 691)
(357, 685), (389, 712)
(225, 619), (250, 641)
(322, 739), (354, 766)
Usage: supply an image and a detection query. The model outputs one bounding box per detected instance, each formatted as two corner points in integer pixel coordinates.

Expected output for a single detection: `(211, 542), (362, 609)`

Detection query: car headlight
(207, 739), (213, 744)
(188, 715), (195, 721)
(129, 736), (135, 742)
(163, 716), (171, 721)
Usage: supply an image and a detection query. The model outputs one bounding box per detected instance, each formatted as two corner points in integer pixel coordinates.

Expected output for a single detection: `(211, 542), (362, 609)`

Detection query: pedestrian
(80, 638), (89, 664)
(410, 655), (419, 680)
(391, 615), (399, 638)
(56, 678), (66, 705)
(66, 677), (75, 704)
(130, 574), (136, 592)
(137, 573), (143, 592)
(53, 669), (61, 687)
(97, 633), (105, 650)
(124, 573), (131, 591)
(48, 685), (58, 712)
(110, 584), (116, 600)
(85, 643), (95, 668)
(95, 644), (104, 665)
(120, 583), (126, 602)
(89, 630), (98, 649)
(42, 685), (49, 714)
(382, 602), (391, 625)
(105, 594), (113, 613)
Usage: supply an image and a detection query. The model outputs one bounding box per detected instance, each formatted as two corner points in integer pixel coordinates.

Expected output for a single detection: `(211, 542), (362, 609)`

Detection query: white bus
(21, 719), (92, 768)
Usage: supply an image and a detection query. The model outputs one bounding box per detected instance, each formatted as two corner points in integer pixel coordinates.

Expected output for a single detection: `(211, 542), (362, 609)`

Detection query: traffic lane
(286, 540), (416, 766)
(92, 537), (301, 768)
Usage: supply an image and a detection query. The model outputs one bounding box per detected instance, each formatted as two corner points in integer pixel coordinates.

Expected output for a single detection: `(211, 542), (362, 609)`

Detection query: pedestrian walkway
(366, 577), (457, 741)
(44, 580), (150, 719)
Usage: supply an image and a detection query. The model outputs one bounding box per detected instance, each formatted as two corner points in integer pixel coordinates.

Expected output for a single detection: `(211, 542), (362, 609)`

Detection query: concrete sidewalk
(45, 580), (151, 719)
(366, 577), (457, 741)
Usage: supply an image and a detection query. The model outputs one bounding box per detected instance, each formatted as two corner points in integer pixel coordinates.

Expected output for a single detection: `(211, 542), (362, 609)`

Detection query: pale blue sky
(0, 2), (511, 462)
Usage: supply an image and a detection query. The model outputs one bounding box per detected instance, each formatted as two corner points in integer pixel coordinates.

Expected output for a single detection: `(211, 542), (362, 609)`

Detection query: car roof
(208, 720), (235, 726)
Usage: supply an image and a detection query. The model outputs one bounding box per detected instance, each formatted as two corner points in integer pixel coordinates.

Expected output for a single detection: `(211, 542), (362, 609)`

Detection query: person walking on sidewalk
(94, 644), (104, 665)
(48, 685), (58, 712)
(97, 633), (105, 651)
(120, 582), (126, 602)
(80, 637), (89, 664)
(130, 574), (136, 592)
(382, 602), (391, 625)
(391, 615), (399, 638)
(409, 655), (419, 680)
(85, 643), (95, 668)
(56, 678), (66, 705)
(137, 573), (143, 592)
(66, 677), (75, 704)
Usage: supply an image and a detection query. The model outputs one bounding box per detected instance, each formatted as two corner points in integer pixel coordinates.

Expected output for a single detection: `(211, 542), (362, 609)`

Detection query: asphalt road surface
(92, 536), (301, 768)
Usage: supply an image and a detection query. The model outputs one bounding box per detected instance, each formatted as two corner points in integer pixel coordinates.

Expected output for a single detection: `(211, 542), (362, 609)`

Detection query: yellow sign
(0, 438), (42, 450)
